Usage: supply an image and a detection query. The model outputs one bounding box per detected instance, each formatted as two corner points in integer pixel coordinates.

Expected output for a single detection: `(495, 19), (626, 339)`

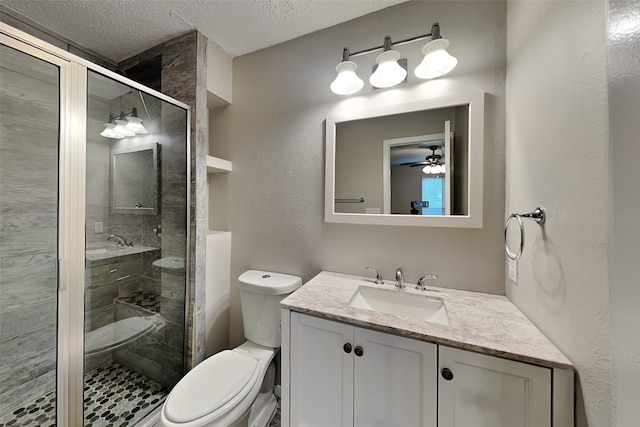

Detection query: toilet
(159, 270), (302, 427)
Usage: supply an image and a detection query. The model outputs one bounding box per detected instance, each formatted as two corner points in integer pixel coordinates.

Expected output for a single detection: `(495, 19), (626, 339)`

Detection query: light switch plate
(508, 258), (518, 284)
(94, 222), (103, 234)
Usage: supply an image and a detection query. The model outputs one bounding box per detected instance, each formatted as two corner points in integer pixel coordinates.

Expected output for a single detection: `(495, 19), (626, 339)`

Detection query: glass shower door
(0, 43), (61, 426)
(83, 70), (188, 425)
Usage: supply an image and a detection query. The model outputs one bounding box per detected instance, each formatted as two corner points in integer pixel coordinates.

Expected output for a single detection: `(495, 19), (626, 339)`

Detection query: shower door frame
(0, 22), (192, 427)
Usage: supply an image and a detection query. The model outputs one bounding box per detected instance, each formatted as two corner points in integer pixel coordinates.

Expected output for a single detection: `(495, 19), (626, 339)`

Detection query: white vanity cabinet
(284, 312), (561, 427)
(438, 345), (551, 427)
(287, 312), (437, 427)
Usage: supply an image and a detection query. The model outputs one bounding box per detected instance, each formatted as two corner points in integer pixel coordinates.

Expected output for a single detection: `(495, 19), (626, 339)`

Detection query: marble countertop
(281, 271), (573, 370)
(85, 245), (159, 261)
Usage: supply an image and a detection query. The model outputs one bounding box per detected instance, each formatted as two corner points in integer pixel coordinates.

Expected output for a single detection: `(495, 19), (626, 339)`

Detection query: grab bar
(504, 207), (546, 261)
(335, 198), (365, 203)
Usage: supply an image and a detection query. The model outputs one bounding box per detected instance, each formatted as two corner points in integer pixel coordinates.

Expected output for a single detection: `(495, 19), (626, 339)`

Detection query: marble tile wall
(119, 30), (209, 370)
(0, 45), (60, 416)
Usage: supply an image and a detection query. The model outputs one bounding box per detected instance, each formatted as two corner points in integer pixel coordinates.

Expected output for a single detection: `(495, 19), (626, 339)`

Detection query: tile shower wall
(118, 31), (209, 368)
(0, 46), (59, 415)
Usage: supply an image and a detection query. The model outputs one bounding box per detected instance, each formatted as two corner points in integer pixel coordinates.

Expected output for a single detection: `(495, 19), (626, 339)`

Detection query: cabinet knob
(343, 343), (352, 354)
(354, 346), (364, 357)
(441, 367), (454, 381)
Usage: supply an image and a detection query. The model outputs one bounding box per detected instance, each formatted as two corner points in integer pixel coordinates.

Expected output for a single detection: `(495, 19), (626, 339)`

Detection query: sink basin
(348, 286), (450, 325)
(86, 246), (125, 255)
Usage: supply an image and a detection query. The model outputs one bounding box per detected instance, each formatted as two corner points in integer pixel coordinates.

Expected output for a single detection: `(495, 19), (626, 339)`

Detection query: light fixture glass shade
(113, 119), (136, 137)
(125, 116), (148, 134)
(100, 123), (124, 139)
(414, 38), (457, 79)
(369, 49), (407, 88)
(423, 163), (446, 175)
(330, 61), (364, 95)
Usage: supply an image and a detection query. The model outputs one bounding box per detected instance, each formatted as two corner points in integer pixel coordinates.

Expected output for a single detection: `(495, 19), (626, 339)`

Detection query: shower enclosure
(0, 23), (190, 426)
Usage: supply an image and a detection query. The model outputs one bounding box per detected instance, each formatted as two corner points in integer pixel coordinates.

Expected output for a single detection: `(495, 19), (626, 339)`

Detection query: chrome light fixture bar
(330, 22), (457, 95)
(100, 107), (148, 139)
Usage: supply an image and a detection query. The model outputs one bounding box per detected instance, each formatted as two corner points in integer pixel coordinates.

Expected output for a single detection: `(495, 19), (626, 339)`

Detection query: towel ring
(504, 207), (546, 261)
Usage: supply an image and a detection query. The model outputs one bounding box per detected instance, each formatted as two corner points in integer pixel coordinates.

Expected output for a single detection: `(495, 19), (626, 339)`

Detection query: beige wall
(506, 1), (611, 425)
(209, 0), (507, 347)
(390, 164), (424, 214)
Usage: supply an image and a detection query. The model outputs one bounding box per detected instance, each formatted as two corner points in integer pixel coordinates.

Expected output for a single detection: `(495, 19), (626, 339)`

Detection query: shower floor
(0, 361), (168, 427)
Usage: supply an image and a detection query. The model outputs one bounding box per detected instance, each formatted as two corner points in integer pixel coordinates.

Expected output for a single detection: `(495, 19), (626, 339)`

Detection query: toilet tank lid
(238, 270), (302, 295)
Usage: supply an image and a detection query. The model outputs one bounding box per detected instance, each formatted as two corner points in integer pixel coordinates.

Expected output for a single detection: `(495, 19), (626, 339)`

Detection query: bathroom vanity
(280, 271), (574, 427)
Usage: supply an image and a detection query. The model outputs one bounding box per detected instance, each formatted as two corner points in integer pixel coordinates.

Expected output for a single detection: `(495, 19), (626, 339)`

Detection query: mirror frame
(111, 142), (159, 215)
(325, 91), (485, 227)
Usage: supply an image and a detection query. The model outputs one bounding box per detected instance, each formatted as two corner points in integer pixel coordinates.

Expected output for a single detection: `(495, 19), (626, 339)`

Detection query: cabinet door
(438, 346), (551, 427)
(353, 328), (437, 427)
(290, 313), (354, 427)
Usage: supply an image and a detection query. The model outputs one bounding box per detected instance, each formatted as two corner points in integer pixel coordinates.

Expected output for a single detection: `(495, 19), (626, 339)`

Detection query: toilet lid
(164, 350), (259, 423)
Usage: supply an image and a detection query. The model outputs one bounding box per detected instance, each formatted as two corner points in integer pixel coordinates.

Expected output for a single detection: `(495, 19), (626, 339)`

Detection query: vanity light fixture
(100, 108), (148, 139)
(330, 22), (457, 95)
(414, 23), (458, 79)
(369, 36), (407, 89)
(330, 48), (365, 95)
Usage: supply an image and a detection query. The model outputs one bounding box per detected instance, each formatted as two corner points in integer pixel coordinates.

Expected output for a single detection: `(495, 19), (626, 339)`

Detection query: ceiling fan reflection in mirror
(401, 145), (446, 175)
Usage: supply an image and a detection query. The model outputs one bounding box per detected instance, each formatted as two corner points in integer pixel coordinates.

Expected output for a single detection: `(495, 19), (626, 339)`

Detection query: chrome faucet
(395, 268), (404, 289)
(416, 274), (438, 291)
(365, 267), (384, 285)
(107, 234), (134, 247)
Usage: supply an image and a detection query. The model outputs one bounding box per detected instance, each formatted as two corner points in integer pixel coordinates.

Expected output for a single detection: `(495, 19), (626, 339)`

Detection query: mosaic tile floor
(116, 291), (160, 313)
(269, 400), (281, 427)
(0, 361), (168, 427)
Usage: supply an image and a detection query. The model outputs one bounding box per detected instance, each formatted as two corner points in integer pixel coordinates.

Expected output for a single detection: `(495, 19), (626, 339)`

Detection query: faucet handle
(416, 274), (438, 291)
(365, 267), (384, 285)
(395, 267), (404, 289)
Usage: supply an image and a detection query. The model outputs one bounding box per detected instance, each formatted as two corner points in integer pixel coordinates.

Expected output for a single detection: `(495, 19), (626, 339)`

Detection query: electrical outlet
(94, 222), (103, 234)
(366, 207), (381, 214)
(508, 258), (518, 284)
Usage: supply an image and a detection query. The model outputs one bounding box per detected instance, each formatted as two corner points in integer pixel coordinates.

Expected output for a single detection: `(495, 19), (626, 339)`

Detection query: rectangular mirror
(325, 92), (484, 227)
(111, 142), (159, 214)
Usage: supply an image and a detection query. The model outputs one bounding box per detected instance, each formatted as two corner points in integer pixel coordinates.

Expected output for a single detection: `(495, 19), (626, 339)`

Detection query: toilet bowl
(159, 270), (302, 427)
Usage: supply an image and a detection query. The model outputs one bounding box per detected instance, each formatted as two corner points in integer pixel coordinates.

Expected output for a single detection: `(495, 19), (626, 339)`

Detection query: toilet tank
(238, 270), (302, 348)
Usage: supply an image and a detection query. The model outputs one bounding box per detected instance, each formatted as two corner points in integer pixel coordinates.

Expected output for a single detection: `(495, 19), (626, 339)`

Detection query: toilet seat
(164, 350), (260, 424)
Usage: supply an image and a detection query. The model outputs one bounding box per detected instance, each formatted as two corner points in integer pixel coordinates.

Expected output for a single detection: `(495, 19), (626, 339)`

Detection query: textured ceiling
(2, 0), (409, 63)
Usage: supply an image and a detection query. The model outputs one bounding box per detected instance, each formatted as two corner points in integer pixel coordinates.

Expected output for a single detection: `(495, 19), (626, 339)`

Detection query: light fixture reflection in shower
(125, 108), (148, 134)
(113, 118), (136, 137)
(100, 121), (124, 139)
(100, 107), (148, 139)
